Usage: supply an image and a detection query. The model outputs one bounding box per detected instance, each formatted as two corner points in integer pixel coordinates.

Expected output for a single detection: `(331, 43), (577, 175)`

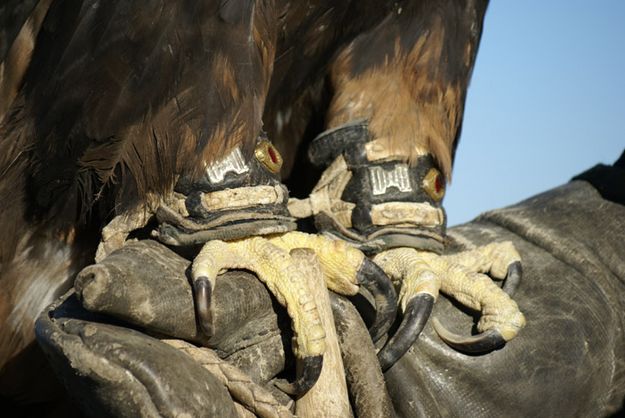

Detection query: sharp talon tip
(193, 276), (214, 337)
(357, 259), (398, 342)
(503, 261), (522, 296)
(275, 355), (323, 397)
(432, 318), (505, 354)
(273, 379), (298, 395)
(378, 293), (434, 371)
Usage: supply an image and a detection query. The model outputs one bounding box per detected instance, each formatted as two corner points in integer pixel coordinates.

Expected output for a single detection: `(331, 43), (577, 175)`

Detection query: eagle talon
(191, 236), (327, 398)
(503, 261), (522, 296)
(373, 243), (525, 363)
(432, 318), (506, 354)
(274, 355), (324, 396)
(192, 276), (214, 337)
(355, 259), (398, 342)
(191, 232), (394, 397)
(377, 293), (434, 371)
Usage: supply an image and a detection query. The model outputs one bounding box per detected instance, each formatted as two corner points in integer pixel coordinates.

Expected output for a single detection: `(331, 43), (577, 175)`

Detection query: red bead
(268, 145), (278, 164)
(435, 174), (443, 194)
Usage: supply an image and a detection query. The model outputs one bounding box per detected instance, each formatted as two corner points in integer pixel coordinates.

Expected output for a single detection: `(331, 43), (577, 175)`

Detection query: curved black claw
(377, 293), (434, 371)
(502, 261), (522, 296)
(356, 259), (398, 343)
(432, 318), (505, 354)
(274, 355), (324, 397)
(193, 276), (214, 337)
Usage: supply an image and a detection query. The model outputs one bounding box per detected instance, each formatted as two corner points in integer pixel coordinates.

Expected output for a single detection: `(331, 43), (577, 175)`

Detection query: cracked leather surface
(385, 181), (625, 417)
(36, 295), (238, 418)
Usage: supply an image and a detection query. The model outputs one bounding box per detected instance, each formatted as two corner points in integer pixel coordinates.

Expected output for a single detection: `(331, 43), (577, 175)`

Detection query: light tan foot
(191, 231), (397, 394)
(373, 241), (525, 367)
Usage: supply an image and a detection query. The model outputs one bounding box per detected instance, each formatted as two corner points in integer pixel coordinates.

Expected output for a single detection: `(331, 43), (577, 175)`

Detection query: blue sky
(445, 1), (625, 226)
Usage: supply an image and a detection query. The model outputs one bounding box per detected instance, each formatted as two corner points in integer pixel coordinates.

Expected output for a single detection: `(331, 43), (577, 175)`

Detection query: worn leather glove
(36, 240), (297, 417)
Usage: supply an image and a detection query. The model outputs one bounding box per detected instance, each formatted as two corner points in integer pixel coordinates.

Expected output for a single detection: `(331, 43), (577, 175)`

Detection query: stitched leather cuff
(155, 136), (296, 246)
(291, 121), (447, 254)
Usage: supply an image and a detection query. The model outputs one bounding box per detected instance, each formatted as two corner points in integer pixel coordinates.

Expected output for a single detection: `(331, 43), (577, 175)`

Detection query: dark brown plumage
(0, 0), (488, 408)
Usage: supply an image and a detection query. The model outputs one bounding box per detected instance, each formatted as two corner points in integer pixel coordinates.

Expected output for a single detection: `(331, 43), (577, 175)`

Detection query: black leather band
(156, 136), (296, 245)
(308, 122), (447, 253)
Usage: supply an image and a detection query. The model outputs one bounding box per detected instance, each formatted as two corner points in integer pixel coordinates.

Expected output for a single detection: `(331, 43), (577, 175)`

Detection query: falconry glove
(37, 240), (297, 417)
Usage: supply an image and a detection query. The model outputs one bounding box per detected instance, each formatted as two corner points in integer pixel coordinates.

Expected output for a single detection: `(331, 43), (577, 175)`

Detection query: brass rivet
(255, 140), (283, 174)
(422, 168), (445, 201)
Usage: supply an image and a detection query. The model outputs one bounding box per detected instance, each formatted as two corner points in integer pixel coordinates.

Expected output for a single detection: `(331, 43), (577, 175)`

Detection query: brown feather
(326, 1), (488, 180)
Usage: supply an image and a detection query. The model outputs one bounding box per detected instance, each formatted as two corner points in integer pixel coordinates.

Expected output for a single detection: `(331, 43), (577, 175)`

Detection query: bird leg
(147, 137), (396, 396)
(297, 3), (519, 357)
(293, 121), (526, 370)
(267, 232), (397, 343)
(154, 136), (297, 247)
(191, 231), (397, 395)
(295, 121), (447, 254)
(191, 237), (324, 395)
(374, 245), (525, 366)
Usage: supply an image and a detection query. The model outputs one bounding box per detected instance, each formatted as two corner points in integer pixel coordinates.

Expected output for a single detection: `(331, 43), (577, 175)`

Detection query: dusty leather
(330, 294), (396, 418)
(36, 295), (238, 418)
(305, 122), (447, 254)
(72, 240), (288, 382)
(384, 180), (625, 417)
(36, 180), (625, 417)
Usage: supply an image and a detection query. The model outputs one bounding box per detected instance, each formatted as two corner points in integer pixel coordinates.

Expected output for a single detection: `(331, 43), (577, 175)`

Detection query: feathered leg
(0, 0), (305, 403)
(293, 0), (525, 368)
(327, 0), (488, 179)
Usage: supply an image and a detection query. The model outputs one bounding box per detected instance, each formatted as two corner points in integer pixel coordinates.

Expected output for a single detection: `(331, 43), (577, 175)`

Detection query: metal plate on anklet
(369, 164), (413, 195)
(205, 147), (250, 183)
